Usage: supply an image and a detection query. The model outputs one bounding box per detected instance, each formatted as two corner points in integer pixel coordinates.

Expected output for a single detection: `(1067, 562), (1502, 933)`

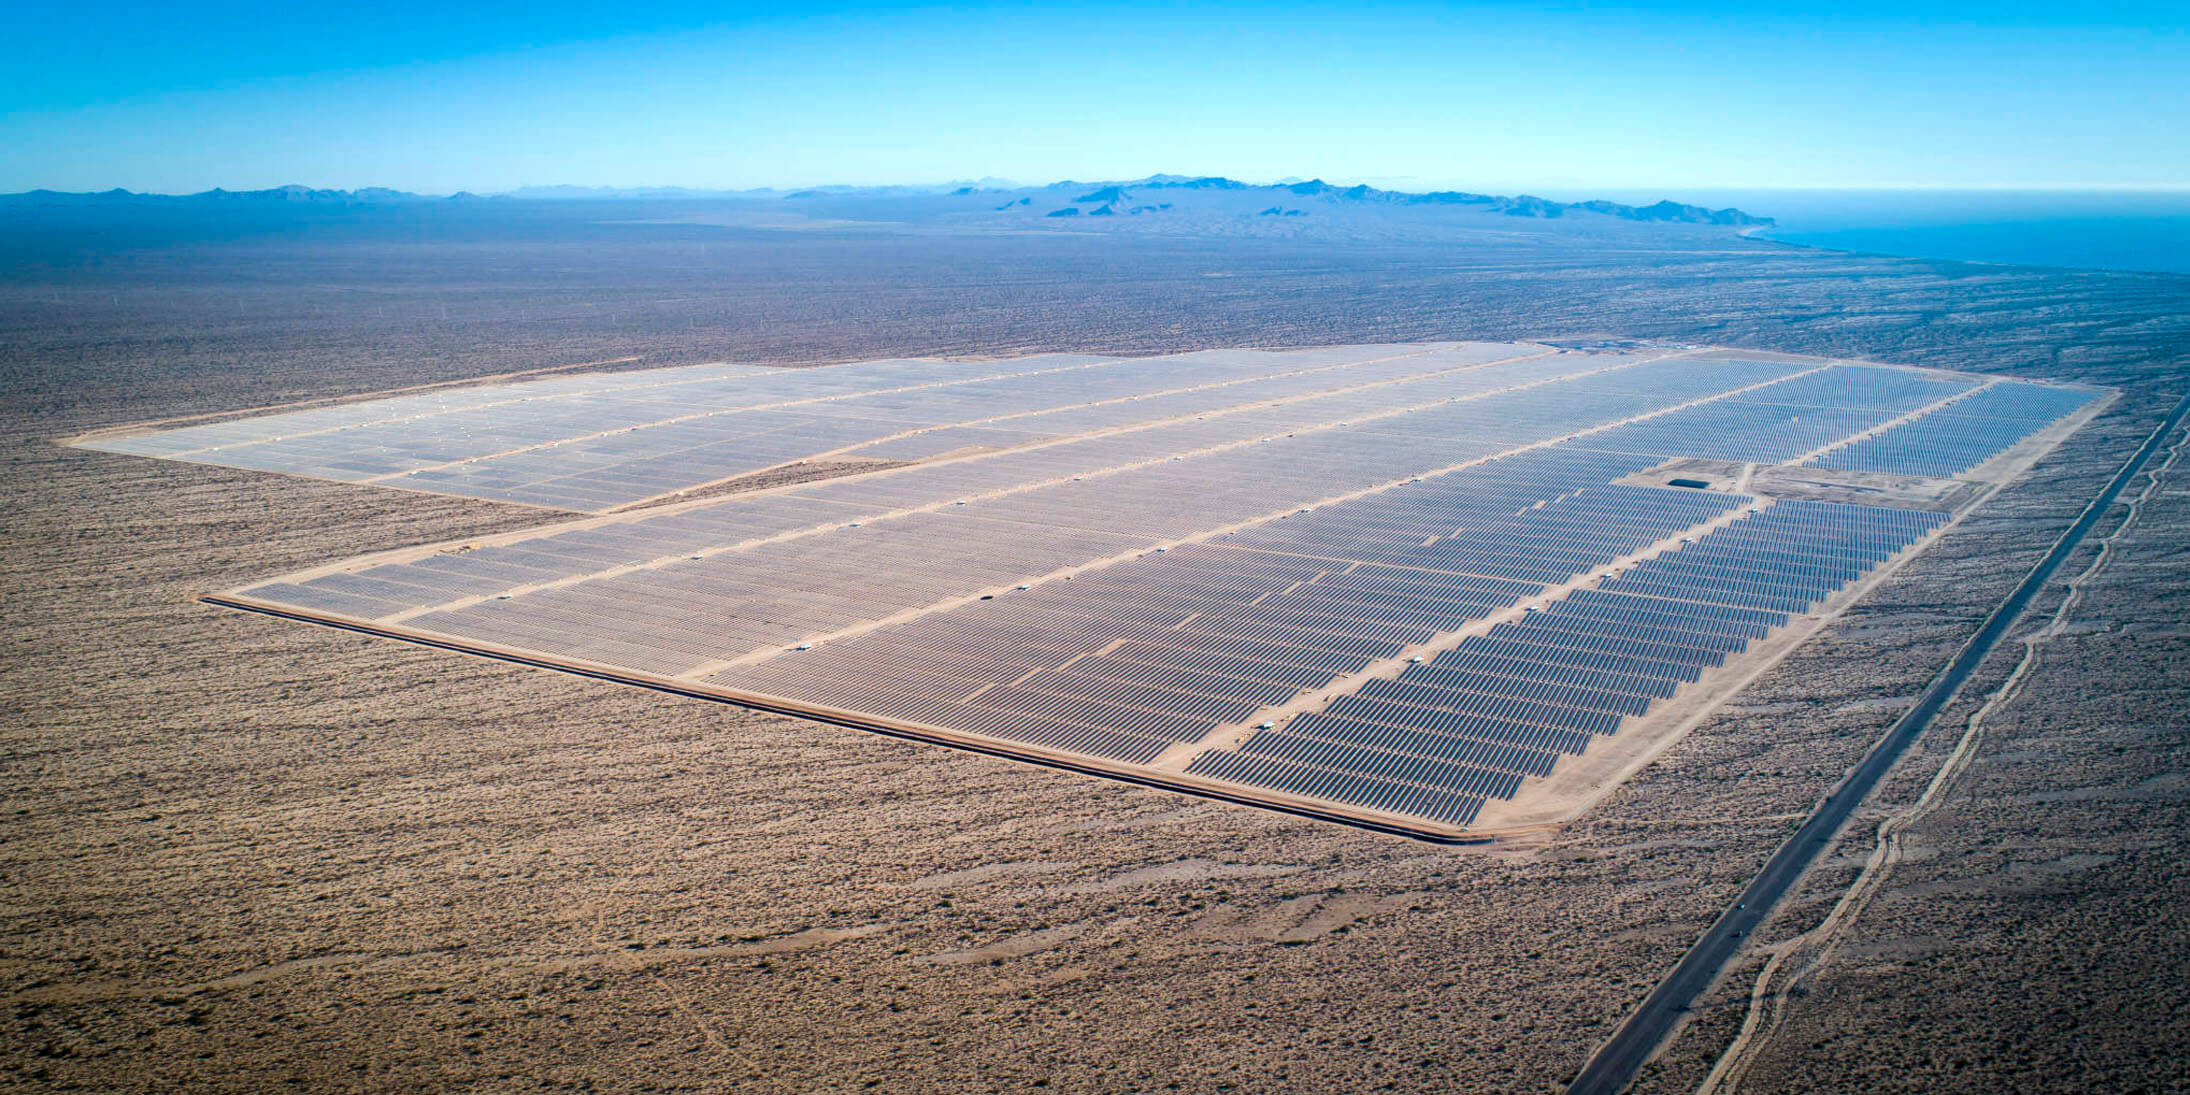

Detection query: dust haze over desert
(5, 2), (2189, 1093)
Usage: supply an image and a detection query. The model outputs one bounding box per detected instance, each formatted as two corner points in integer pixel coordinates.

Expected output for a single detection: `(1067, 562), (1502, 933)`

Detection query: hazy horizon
(15, 178), (2190, 200)
(14, 173), (2190, 277)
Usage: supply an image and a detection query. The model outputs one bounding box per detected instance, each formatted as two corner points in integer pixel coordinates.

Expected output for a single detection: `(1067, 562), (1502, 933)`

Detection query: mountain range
(1, 175), (1770, 226)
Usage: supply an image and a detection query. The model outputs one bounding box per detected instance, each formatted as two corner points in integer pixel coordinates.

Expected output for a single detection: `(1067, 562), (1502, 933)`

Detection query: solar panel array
(1809, 381), (2101, 478)
(111, 344), (2104, 836)
(1573, 367), (1981, 464)
(84, 344), (1539, 511)
(1179, 498), (1948, 826)
(710, 448), (1730, 768)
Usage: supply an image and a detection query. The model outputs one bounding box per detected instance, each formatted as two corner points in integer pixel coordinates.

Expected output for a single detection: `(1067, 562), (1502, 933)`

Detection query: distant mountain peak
(1071, 185), (1133, 204)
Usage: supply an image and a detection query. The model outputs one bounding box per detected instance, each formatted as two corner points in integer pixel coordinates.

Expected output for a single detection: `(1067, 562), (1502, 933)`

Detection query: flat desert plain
(3, 203), (2187, 1092)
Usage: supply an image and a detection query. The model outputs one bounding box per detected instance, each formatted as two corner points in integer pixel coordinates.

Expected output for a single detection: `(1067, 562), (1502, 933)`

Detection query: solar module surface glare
(82, 343), (2107, 839)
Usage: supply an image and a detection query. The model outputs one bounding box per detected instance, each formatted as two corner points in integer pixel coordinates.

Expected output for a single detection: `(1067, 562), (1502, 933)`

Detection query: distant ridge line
(0, 175), (1771, 226)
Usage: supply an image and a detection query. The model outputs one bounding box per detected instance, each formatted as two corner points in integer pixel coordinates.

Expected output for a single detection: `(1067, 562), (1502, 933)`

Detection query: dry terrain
(1638, 397), (2190, 1094)
(3, 204), (2187, 1091)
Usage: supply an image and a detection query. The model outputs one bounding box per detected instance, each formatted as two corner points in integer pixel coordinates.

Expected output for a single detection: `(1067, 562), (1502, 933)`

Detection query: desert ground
(3, 202), (2186, 1091)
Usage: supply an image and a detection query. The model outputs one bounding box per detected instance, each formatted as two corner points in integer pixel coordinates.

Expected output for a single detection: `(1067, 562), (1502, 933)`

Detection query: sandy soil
(3, 212), (2187, 1092)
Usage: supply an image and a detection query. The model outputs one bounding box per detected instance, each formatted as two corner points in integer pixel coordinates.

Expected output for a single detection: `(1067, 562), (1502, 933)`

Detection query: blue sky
(4, 1), (2185, 194)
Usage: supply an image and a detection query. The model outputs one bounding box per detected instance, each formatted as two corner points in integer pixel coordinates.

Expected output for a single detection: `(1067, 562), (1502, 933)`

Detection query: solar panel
(82, 344), (2109, 838)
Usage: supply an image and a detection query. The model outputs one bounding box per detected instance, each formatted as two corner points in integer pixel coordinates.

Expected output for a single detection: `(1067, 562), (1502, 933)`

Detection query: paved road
(1565, 391), (2190, 1095)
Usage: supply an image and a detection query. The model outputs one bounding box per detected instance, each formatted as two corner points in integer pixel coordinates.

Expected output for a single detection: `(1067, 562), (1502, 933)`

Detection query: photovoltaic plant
(78, 343), (2104, 838)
